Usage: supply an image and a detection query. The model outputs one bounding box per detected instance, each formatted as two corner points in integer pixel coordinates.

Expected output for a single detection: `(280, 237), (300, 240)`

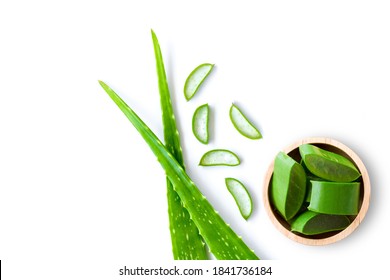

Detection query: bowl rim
(263, 137), (371, 246)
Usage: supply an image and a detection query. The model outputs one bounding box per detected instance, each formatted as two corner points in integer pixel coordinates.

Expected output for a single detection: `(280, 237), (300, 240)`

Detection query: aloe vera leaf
(151, 30), (207, 260)
(308, 181), (360, 215)
(300, 160), (324, 202)
(229, 103), (262, 140)
(184, 63), (214, 101)
(99, 81), (259, 260)
(192, 103), (210, 144)
(305, 183), (312, 202)
(291, 211), (351, 235)
(271, 152), (307, 221)
(225, 178), (253, 220)
(299, 144), (361, 182)
(199, 149), (240, 166)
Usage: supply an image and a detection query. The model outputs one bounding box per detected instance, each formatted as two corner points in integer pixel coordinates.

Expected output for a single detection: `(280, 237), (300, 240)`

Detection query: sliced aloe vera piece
(271, 152), (307, 221)
(199, 149), (240, 166)
(305, 185), (312, 203)
(184, 63), (214, 101)
(99, 81), (259, 260)
(308, 181), (360, 215)
(291, 211), (351, 235)
(225, 178), (253, 220)
(151, 30), (207, 260)
(229, 103), (262, 140)
(299, 144), (361, 182)
(192, 103), (209, 144)
(300, 160), (324, 202)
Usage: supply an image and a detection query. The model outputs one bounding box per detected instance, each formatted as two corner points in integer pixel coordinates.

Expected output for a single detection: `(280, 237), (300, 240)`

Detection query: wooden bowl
(263, 137), (370, 245)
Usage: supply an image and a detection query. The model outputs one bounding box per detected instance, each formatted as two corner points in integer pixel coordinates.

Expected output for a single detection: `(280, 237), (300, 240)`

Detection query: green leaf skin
(271, 152), (307, 221)
(299, 144), (361, 182)
(300, 160), (324, 203)
(308, 181), (360, 215)
(291, 211), (351, 235)
(151, 30), (207, 260)
(99, 81), (259, 260)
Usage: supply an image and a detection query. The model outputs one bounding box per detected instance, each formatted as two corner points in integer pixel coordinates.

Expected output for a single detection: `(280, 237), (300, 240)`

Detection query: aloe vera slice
(184, 63), (214, 101)
(225, 178), (253, 220)
(229, 103), (262, 140)
(151, 30), (207, 260)
(271, 152), (307, 221)
(199, 149), (240, 166)
(300, 161), (324, 203)
(308, 181), (360, 215)
(192, 103), (209, 144)
(99, 81), (259, 260)
(291, 211), (351, 235)
(299, 144), (361, 182)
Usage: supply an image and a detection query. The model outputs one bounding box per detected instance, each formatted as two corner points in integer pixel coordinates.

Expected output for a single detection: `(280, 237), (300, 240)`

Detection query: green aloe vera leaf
(291, 210), (351, 235)
(199, 149), (241, 166)
(299, 144), (361, 182)
(305, 185), (312, 203)
(229, 103), (262, 140)
(151, 30), (207, 260)
(192, 103), (210, 144)
(225, 178), (253, 220)
(308, 180), (361, 215)
(99, 81), (259, 260)
(301, 161), (324, 202)
(184, 63), (214, 101)
(271, 152), (307, 221)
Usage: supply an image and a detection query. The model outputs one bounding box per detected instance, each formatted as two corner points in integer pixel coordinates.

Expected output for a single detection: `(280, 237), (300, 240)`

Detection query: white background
(1, 0), (389, 279)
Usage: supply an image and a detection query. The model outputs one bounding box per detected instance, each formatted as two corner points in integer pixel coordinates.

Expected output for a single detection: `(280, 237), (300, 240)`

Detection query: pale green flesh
(151, 30), (207, 260)
(184, 63), (214, 101)
(199, 149), (240, 166)
(291, 211), (351, 235)
(271, 152), (307, 221)
(225, 178), (253, 220)
(229, 104), (262, 140)
(99, 81), (259, 260)
(192, 103), (209, 144)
